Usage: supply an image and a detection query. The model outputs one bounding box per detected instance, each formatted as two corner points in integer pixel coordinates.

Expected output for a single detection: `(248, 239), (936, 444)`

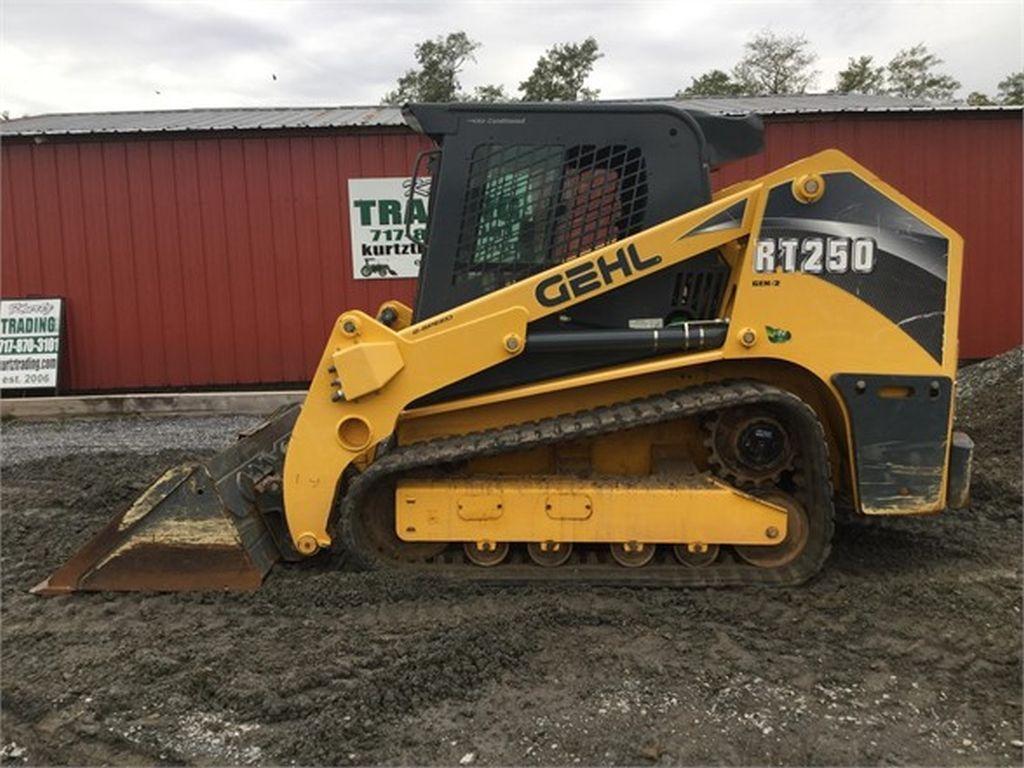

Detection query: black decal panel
(761, 173), (948, 363)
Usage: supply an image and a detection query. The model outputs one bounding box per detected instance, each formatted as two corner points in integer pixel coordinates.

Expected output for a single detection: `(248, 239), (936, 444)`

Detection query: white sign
(0, 298), (63, 389)
(348, 177), (430, 280)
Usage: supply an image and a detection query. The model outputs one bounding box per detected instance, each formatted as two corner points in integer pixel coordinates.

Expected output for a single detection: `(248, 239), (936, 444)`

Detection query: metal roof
(2, 94), (1019, 137)
(654, 93), (1022, 115)
(0, 105), (405, 137)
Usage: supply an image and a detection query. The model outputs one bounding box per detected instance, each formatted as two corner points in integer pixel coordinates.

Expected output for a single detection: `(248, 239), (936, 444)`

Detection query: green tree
(732, 30), (818, 95)
(886, 44), (960, 100)
(519, 37), (602, 101)
(966, 91), (995, 106)
(469, 84), (510, 102)
(834, 55), (886, 94)
(382, 31), (480, 104)
(677, 69), (744, 97)
(997, 71), (1024, 105)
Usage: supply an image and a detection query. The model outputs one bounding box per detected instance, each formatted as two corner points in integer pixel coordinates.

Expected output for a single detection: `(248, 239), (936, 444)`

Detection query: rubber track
(339, 380), (835, 586)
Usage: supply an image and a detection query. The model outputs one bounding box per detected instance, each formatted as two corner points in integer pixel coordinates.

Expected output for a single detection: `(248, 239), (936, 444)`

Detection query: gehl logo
(535, 244), (662, 307)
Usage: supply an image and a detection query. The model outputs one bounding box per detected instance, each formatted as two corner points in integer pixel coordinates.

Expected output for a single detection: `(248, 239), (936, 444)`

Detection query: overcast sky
(2, 0), (1021, 117)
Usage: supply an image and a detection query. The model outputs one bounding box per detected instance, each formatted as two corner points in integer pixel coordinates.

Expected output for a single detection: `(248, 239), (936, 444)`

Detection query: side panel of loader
(283, 149), (965, 555)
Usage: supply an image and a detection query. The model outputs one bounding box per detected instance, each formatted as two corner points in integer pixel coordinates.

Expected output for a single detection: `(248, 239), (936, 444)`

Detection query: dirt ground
(2, 350), (1021, 766)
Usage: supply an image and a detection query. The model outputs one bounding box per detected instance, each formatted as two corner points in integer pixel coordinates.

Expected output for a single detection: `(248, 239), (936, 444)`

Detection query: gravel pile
(956, 346), (1023, 512)
(956, 346), (1023, 412)
(1, 414), (263, 466)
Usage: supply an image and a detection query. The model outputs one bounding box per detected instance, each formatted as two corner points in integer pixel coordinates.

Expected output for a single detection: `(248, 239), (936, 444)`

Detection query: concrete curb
(0, 390), (304, 419)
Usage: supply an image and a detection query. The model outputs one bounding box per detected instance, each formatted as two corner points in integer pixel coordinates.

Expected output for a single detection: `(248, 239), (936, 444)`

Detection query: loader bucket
(31, 405), (300, 595)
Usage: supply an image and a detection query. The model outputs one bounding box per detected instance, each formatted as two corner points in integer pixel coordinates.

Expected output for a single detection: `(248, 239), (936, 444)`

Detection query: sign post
(0, 298), (65, 392)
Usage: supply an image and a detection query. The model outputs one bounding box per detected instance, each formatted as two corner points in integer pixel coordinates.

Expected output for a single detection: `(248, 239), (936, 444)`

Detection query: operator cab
(401, 101), (764, 400)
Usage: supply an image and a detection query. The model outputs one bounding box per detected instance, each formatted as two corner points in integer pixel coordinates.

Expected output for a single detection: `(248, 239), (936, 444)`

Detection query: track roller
(609, 542), (656, 567)
(673, 543), (720, 568)
(464, 541), (509, 567)
(526, 541), (573, 567)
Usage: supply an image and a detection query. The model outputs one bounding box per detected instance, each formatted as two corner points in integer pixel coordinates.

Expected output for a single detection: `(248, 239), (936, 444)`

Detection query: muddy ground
(2, 350), (1021, 766)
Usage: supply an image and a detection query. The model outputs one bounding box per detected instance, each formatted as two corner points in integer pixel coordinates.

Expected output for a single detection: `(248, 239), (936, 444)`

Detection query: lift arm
(281, 170), (769, 555)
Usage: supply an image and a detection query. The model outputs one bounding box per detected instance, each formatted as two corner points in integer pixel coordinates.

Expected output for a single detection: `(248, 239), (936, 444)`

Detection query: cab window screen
(453, 143), (648, 287)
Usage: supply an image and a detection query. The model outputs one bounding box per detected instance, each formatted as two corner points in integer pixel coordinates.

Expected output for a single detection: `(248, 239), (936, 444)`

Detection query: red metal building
(2, 97), (1021, 393)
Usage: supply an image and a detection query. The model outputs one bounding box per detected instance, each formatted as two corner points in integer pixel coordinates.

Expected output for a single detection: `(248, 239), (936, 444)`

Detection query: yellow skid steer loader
(34, 102), (973, 593)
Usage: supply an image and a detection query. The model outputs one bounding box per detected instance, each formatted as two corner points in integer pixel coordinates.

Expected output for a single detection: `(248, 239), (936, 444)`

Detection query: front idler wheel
(734, 491), (809, 568)
(356, 480), (448, 563)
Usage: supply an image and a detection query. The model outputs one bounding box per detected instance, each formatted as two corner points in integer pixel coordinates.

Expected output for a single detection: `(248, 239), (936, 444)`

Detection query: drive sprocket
(704, 406), (796, 487)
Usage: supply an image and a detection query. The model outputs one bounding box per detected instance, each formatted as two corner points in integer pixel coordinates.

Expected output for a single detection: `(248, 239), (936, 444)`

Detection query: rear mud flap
(32, 405), (300, 595)
(833, 374), (953, 514)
